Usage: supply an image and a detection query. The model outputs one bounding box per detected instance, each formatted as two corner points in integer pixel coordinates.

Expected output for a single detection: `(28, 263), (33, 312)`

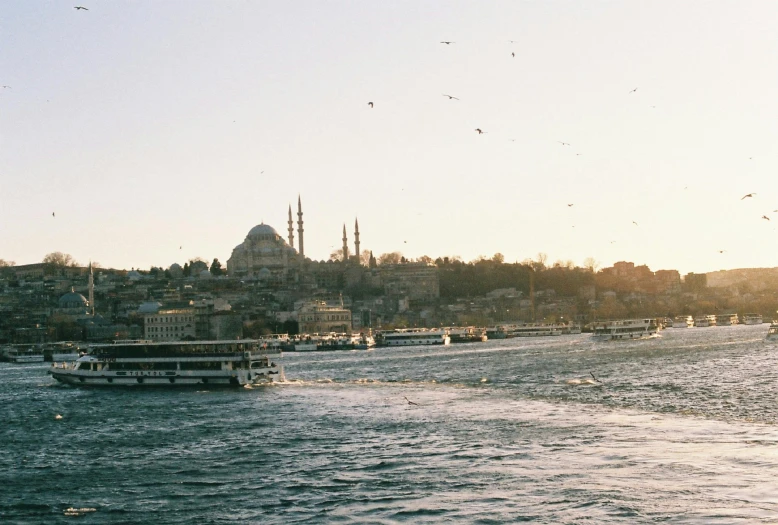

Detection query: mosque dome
(257, 267), (272, 280)
(248, 223), (279, 238)
(59, 290), (88, 309)
(199, 269), (213, 279)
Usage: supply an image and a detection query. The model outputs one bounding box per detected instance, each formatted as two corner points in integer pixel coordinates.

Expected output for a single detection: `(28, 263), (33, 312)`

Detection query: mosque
(226, 196), (366, 284)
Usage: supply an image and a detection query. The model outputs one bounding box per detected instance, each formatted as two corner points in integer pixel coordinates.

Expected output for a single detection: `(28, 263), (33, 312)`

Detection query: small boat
(742, 313), (763, 325)
(672, 315), (692, 328)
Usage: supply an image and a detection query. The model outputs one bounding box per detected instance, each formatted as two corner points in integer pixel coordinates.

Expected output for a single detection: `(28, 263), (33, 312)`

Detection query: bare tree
(43, 252), (78, 269)
(0, 259), (15, 267)
(583, 257), (600, 273)
(492, 253), (505, 264)
(377, 252), (403, 265)
(360, 249), (371, 266)
(330, 248), (345, 262)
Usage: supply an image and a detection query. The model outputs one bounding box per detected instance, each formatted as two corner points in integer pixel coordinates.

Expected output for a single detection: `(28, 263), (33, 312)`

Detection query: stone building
(143, 308), (196, 341)
(297, 301), (352, 334)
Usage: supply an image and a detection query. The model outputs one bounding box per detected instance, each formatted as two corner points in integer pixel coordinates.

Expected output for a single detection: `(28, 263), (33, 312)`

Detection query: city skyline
(2, 2), (777, 276)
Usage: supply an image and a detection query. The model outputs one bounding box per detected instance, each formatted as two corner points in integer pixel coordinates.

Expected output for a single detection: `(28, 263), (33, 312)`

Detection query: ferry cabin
(591, 319), (658, 341)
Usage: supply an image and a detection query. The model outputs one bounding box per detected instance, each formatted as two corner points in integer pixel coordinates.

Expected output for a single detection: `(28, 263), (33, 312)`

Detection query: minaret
(354, 218), (360, 264)
(88, 261), (95, 316)
(342, 224), (349, 261)
(297, 195), (305, 258)
(287, 204), (294, 248)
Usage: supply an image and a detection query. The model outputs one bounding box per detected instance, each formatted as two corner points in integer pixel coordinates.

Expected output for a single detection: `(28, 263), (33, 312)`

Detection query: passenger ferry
(715, 313), (739, 326)
(511, 323), (564, 337)
(693, 315), (717, 327)
(485, 326), (513, 339)
(49, 340), (283, 387)
(672, 315), (692, 328)
(591, 319), (658, 341)
(377, 328), (450, 347)
(446, 326), (488, 343)
(2, 345), (45, 363)
(742, 313), (763, 325)
(766, 321), (778, 342)
(353, 332), (376, 350)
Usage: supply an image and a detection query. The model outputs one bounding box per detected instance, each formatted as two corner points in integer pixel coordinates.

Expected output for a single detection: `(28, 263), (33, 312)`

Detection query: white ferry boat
(511, 323), (564, 337)
(49, 340), (283, 387)
(445, 326), (488, 343)
(377, 329), (450, 347)
(693, 315), (717, 327)
(742, 313), (763, 325)
(715, 313), (739, 326)
(353, 332), (376, 350)
(672, 315), (692, 328)
(766, 321), (778, 342)
(591, 319), (658, 341)
(2, 345), (45, 363)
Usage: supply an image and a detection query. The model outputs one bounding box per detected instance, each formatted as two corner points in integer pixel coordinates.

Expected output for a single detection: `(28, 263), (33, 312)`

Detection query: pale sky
(2, 2), (777, 276)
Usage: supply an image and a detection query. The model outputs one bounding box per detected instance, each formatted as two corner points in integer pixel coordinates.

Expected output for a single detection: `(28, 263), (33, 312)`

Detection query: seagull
(74, 6), (88, 10)
(52, 212), (55, 217)
(590, 372), (600, 383)
(440, 41), (455, 45)
(404, 396), (419, 406)
(629, 87), (638, 94)
(567, 204), (574, 207)
(475, 128), (485, 134)
(179, 246), (182, 250)
(511, 52), (515, 57)
(55, 414), (63, 420)
(1, 85), (10, 89)
(367, 102), (373, 108)
(762, 215), (771, 221)
(741, 193), (755, 200)
(632, 221), (638, 226)
(442, 94), (459, 100)
(558, 141), (570, 146)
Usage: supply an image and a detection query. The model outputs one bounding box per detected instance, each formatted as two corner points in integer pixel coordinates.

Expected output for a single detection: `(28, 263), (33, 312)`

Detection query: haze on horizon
(1, 2), (776, 276)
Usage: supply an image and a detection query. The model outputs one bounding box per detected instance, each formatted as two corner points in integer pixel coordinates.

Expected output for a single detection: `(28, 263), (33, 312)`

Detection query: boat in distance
(591, 319), (659, 341)
(376, 328), (450, 347)
(49, 339), (284, 387)
(767, 321), (778, 342)
(742, 313), (763, 325)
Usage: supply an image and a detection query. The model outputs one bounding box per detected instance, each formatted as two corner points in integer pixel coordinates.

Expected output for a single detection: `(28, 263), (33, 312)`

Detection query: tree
(417, 255), (434, 264)
(377, 252), (403, 265)
(188, 258), (208, 274)
(210, 258), (223, 276)
(0, 259), (14, 267)
(492, 253), (505, 264)
(43, 252), (78, 268)
(360, 250), (371, 266)
(329, 248), (345, 262)
(583, 257), (600, 273)
(183, 262), (191, 277)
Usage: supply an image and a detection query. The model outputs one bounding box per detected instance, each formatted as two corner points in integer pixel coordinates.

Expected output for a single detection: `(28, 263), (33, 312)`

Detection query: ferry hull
(50, 367), (283, 387)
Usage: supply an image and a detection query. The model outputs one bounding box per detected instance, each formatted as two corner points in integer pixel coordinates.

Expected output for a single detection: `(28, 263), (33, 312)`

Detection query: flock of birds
(361, 40), (777, 255)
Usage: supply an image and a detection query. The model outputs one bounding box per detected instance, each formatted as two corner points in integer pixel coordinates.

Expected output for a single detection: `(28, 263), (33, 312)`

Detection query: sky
(2, 2), (777, 276)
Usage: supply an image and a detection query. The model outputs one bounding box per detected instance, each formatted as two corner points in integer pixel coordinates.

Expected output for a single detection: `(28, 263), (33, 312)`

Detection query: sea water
(2, 324), (777, 524)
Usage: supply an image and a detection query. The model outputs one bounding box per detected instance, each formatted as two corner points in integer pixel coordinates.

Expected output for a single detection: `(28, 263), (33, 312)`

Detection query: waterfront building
(143, 308), (196, 341)
(297, 301), (352, 334)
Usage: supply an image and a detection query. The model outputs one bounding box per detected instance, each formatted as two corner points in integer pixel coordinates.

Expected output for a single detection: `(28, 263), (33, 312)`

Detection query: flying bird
(55, 414), (63, 420)
(1, 85), (10, 89)
(442, 94), (459, 100)
(511, 52), (515, 58)
(558, 141), (570, 146)
(762, 215), (771, 221)
(52, 212), (55, 217)
(567, 204), (574, 207)
(632, 221), (638, 226)
(629, 87), (638, 94)
(475, 128), (485, 134)
(741, 193), (755, 200)
(404, 396), (419, 406)
(440, 41), (455, 45)
(367, 102), (373, 108)
(718, 250), (726, 254)
(74, 6), (88, 10)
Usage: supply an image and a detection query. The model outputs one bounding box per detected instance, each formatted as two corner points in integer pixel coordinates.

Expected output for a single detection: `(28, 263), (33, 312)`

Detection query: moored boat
(672, 315), (692, 328)
(445, 326), (488, 343)
(742, 313), (763, 325)
(766, 321), (778, 342)
(2, 344), (45, 363)
(591, 319), (658, 341)
(49, 339), (283, 387)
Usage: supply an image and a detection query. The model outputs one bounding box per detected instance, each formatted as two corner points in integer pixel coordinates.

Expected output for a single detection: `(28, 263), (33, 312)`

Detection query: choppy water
(2, 324), (778, 524)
